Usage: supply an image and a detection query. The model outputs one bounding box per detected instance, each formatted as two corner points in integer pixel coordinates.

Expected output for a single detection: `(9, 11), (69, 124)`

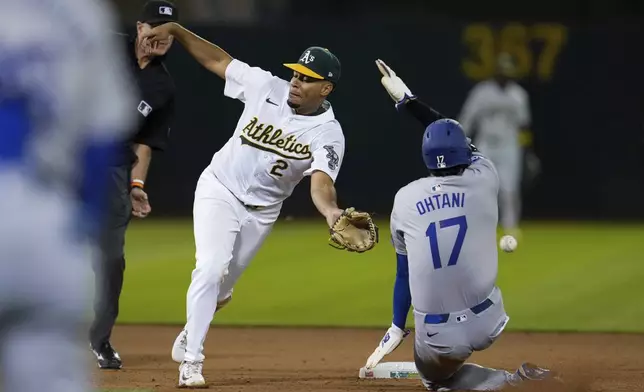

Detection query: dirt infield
(95, 325), (644, 392)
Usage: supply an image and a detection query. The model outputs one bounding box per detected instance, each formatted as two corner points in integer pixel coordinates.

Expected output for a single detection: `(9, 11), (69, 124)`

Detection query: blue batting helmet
(422, 119), (472, 170)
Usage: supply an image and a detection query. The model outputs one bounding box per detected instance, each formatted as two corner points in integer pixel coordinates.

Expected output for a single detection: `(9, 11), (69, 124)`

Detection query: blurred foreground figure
(0, 1), (134, 391)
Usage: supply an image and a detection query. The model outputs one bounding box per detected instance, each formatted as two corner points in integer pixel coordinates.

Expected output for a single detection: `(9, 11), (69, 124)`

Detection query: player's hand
(325, 208), (344, 228)
(131, 187), (151, 218)
(365, 323), (411, 369)
(375, 59), (414, 104)
(145, 37), (174, 57)
(140, 22), (177, 53)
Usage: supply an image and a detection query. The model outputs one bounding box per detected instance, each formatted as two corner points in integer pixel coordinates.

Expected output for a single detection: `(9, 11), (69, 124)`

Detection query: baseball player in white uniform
(141, 24), (351, 387)
(362, 60), (553, 391)
(0, 0), (134, 391)
(457, 53), (532, 236)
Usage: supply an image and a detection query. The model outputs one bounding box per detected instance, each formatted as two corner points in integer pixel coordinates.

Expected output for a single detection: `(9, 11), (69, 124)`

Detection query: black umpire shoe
(91, 342), (122, 369)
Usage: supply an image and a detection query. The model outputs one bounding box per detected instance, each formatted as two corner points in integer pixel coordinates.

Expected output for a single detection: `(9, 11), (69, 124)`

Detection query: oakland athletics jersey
(390, 153), (500, 314)
(208, 59), (345, 207)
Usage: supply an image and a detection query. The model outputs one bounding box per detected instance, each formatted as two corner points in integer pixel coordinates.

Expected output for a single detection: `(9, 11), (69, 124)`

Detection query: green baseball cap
(284, 46), (341, 84)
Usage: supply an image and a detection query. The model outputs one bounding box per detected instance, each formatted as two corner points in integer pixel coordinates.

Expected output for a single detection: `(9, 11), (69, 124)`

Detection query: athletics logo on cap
(299, 50), (315, 64)
(159, 6), (173, 15)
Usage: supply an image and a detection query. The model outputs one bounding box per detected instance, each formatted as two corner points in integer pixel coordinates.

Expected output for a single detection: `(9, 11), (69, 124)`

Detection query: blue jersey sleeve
(392, 253), (412, 330)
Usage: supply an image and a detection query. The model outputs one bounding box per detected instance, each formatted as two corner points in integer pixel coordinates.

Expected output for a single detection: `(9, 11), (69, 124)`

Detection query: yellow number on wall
(462, 24), (496, 80)
(531, 24), (568, 81)
(498, 23), (532, 79)
(461, 23), (568, 82)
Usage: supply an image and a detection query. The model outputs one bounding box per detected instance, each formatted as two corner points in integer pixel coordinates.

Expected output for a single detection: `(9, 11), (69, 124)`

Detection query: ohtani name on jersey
(240, 116), (312, 160)
(416, 193), (466, 215)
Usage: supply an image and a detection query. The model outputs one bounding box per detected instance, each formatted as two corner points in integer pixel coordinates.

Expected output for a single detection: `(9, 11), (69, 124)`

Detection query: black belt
(423, 298), (494, 324)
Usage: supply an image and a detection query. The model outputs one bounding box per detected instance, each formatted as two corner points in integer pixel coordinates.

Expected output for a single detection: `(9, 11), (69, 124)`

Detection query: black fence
(133, 17), (643, 220)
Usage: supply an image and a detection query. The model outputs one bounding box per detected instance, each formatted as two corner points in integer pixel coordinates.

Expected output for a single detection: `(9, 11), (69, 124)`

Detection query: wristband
(131, 179), (144, 190)
(394, 93), (416, 110)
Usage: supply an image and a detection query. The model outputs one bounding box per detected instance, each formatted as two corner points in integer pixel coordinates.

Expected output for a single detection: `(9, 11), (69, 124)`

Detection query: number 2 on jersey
(426, 215), (468, 270)
(270, 159), (289, 177)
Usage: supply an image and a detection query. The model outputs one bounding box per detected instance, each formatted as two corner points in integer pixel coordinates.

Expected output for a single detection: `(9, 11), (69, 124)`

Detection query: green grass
(116, 219), (644, 333)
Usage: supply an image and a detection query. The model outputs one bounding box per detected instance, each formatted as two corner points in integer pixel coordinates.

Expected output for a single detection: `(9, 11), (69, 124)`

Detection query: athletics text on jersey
(208, 59), (345, 207)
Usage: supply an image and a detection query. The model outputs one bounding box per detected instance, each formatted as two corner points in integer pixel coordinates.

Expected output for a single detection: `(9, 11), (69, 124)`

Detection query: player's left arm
(309, 131), (345, 227)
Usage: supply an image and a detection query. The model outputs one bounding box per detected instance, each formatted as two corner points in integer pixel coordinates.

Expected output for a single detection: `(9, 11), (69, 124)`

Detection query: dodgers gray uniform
(0, 1), (134, 391)
(458, 80), (531, 232)
(391, 152), (515, 391)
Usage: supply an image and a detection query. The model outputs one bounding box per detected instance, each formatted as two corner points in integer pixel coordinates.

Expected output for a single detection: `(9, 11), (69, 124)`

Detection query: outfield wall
(132, 19), (643, 221)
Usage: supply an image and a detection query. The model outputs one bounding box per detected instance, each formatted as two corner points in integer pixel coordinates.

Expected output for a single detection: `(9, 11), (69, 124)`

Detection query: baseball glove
(328, 207), (379, 252)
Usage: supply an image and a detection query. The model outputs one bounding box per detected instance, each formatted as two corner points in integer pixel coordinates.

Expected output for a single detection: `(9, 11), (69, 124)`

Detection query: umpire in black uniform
(91, 0), (179, 369)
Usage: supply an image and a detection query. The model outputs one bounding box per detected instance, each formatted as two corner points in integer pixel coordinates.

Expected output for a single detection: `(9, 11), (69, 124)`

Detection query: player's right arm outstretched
(142, 23), (278, 107)
(141, 23), (232, 79)
(375, 59), (447, 128)
(375, 59), (482, 154)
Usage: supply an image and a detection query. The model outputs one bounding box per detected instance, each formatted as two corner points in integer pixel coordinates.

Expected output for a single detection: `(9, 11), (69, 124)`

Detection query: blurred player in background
(0, 0), (134, 391)
(363, 60), (552, 391)
(457, 53), (534, 237)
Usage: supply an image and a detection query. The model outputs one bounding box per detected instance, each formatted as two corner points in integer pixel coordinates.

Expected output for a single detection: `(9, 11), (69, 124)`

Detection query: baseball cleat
(91, 341), (122, 370)
(517, 362), (552, 381)
(178, 360), (207, 388)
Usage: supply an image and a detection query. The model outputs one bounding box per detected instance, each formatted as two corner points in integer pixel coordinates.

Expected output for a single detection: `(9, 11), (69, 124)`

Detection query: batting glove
(365, 323), (411, 369)
(375, 59), (415, 106)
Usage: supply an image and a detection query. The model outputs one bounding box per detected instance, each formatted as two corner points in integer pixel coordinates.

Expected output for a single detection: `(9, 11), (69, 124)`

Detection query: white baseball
(499, 235), (517, 252)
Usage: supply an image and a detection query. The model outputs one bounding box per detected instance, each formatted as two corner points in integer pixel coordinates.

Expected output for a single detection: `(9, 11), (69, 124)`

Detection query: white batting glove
(365, 323), (410, 369)
(375, 59), (415, 105)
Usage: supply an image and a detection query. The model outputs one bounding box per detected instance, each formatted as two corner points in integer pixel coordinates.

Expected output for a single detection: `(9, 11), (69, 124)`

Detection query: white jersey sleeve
(307, 125), (345, 182)
(224, 59), (279, 103)
(390, 191), (408, 255)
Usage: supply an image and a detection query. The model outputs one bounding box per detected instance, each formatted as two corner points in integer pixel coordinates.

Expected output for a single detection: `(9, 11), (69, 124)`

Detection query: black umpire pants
(90, 164), (131, 348)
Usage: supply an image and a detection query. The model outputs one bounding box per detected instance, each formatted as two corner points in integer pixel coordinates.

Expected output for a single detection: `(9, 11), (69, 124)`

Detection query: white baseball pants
(184, 168), (280, 362)
(476, 142), (522, 231)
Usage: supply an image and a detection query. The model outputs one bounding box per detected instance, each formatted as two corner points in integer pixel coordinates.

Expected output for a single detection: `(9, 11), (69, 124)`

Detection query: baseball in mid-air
(499, 235), (518, 252)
